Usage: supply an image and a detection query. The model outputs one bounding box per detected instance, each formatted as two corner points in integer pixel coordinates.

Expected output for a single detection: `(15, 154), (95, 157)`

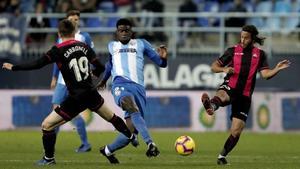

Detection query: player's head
(66, 10), (80, 29)
(58, 19), (75, 39)
(116, 18), (133, 44)
(240, 25), (265, 48)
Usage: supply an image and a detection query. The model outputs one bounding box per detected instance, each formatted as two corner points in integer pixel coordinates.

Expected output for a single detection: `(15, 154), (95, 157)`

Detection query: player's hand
(157, 45), (168, 59)
(97, 80), (106, 90)
(2, 63), (13, 70)
(50, 77), (57, 89)
(223, 67), (234, 75)
(276, 59), (291, 70)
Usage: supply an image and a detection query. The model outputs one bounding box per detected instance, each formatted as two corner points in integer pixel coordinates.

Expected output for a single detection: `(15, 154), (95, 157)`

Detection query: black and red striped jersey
(13, 39), (105, 96)
(217, 44), (269, 97)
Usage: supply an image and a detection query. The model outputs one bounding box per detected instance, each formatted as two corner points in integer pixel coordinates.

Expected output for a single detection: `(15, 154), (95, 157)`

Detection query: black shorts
(55, 89), (104, 121)
(218, 81), (251, 122)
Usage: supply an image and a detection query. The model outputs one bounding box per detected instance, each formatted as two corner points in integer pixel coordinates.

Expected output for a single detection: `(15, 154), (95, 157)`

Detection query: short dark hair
(242, 25), (265, 45)
(58, 19), (75, 37)
(116, 18), (132, 28)
(66, 10), (80, 18)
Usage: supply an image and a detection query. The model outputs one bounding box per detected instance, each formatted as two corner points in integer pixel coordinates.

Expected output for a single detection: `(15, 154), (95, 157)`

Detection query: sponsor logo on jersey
(234, 52), (243, 55)
(119, 48), (137, 53)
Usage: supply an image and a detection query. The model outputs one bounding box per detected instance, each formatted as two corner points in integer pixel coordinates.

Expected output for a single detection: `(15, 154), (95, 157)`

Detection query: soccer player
(50, 10), (93, 153)
(201, 25), (291, 165)
(2, 19), (135, 165)
(97, 18), (168, 164)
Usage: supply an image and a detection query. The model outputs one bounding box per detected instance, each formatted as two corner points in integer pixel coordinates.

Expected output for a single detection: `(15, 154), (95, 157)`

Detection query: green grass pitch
(0, 130), (300, 169)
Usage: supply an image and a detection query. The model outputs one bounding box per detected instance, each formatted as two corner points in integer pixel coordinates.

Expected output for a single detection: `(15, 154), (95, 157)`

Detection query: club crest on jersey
(114, 87), (124, 96)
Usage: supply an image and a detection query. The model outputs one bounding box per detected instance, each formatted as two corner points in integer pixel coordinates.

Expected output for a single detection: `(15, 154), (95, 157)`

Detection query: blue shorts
(52, 83), (68, 104)
(111, 82), (146, 119)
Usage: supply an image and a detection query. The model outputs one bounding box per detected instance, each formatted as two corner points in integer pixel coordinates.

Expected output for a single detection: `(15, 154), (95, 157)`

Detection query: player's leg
(119, 85), (159, 157)
(201, 84), (231, 115)
(100, 117), (134, 164)
(37, 110), (66, 165)
(120, 95), (153, 144)
(53, 83), (91, 152)
(91, 92), (133, 140)
(37, 95), (87, 165)
(126, 118), (139, 146)
(217, 96), (250, 165)
(217, 118), (245, 165)
(51, 83), (68, 133)
(73, 111), (91, 152)
(102, 117), (139, 158)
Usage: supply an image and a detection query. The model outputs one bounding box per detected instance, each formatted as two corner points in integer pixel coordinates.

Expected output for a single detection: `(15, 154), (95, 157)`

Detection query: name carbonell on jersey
(64, 45), (88, 58)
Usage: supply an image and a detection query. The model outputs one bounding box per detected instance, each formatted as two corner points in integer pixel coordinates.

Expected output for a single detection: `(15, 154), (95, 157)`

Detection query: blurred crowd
(1, 0), (300, 50)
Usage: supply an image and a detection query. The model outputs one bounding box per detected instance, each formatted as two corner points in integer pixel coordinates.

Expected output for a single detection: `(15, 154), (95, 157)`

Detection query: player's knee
(41, 121), (52, 131)
(230, 128), (242, 137)
(120, 96), (139, 113)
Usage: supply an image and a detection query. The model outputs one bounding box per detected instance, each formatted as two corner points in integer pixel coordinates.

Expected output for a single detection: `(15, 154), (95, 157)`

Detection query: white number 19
(69, 57), (89, 82)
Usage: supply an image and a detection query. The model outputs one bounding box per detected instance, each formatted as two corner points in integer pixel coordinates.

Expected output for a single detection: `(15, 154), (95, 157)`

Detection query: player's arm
(97, 56), (112, 89)
(260, 60), (291, 80)
(83, 32), (95, 49)
(212, 48), (234, 74)
(143, 39), (167, 68)
(86, 48), (105, 77)
(50, 64), (59, 89)
(2, 55), (52, 71)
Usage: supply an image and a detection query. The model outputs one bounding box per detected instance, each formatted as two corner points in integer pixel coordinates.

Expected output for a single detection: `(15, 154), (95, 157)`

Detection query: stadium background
(1, 1), (300, 133)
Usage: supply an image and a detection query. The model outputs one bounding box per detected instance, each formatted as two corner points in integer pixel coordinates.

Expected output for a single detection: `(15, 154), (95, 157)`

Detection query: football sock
(109, 114), (132, 138)
(131, 112), (152, 145)
(73, 116), (89, 146)
(54, 126), (60, 134)
(220, 134), (240, 156)
(104, 145), (113, 156)
(218, 154), (225, 159)
(43, 156), (55, 160)
(107, 134), (130, 153)
(211, 96), (222, 111)
(42, 129), (56, 159)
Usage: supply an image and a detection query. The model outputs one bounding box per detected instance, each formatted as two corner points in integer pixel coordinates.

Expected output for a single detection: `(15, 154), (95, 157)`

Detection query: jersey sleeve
(86, 47), (105, 77)
(142, 39), (167, 67)
(83, 32), (94, 49)
(12, 46), (57, 71)
(101, 55), (112, 82)
(52, 64), (59, 78)
(217, 47), (234, 66)
(258, 50), (269, 71)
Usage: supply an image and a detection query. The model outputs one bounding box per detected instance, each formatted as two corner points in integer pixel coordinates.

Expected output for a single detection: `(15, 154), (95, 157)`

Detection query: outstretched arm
(2, 63), (13, 70)
(2, 56), (51, 71)
(144, 40), (168, 67)
(156, 45), (168, 60)
(260, 59), (291, 80)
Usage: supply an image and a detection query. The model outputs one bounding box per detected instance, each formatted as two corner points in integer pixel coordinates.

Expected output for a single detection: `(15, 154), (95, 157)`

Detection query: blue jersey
(52, 31), (94, 85)
(102, 39), (167, 86)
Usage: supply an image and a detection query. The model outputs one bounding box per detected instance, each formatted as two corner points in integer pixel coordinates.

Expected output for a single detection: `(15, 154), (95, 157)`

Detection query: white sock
(218, 154), (225, 159)
(147, 142), (155, 148)
(105, 146), (112, 156)
(44, 156), (54, 160)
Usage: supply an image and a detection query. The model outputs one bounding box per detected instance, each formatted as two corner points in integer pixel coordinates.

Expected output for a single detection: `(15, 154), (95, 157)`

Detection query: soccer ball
(174, 135), (195, 156)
